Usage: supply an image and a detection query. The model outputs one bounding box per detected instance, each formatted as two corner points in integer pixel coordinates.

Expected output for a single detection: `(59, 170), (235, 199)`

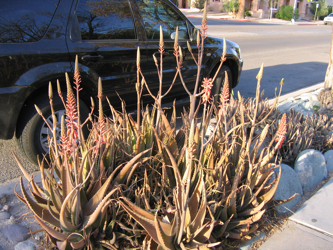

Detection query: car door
(135, 0), (199, 104)
(67, 0), (147, 109)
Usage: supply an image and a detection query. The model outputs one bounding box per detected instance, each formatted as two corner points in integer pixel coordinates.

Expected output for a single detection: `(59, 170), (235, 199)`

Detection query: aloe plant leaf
(47, 199), (60, 221)
(238, 199), (267, 217)
(163, 144), (180, 188)
(226, 210), (265, 231)
(34, 215), (67, 241)
(56, 239), (70, 250)
(12, 151), (32, 182)
(155, 213), (175, 250)
(187, 169), (204, 221)
(59, 187), (81, 232)
(28, 187), (48, 206)
(49, 183), (63, 212)
(114, 148), (151, 184)
(14, 183), (27, 204)
(119, 198), (172, 246)
(192, 219), (214, 243)
(187, 240), (221, 249)
(258, 165), (281, 203)
(38, 157), (50, 197)
(69, 236), (86, 249)
(82, 187), (119, 229)
(214, 214), (233, 238)
(189, 174), (206, 234)
(87, 177), (102, 199)
(20, 177), (60, 228)
(83, 162), (124, 216)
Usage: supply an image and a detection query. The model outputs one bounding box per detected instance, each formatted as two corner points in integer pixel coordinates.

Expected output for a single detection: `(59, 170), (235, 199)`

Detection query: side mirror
(170, 30), (188, 40)
(190, 27), (199, 42)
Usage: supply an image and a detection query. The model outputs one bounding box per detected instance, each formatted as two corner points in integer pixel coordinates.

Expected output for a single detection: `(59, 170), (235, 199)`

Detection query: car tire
(16, 94), (90, 164)
(211, 65), (232, 105)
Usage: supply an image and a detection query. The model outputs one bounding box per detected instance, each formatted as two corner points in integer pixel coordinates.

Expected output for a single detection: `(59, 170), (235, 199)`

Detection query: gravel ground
(0, 139), (38, 183)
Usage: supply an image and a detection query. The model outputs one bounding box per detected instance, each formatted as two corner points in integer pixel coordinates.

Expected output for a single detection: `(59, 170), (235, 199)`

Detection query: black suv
(0, 0), (243, 164)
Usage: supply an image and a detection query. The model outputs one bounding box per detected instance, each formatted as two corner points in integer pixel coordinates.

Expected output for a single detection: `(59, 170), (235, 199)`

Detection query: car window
(137, 0), (189, 40)
(76, 0), (136, 40)
(0, 0), (59, 43)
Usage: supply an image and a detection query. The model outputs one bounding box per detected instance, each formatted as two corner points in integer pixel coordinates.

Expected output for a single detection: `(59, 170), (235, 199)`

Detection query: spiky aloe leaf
(34, 215), (67, 241)
(225, 210), (266, 232)
(59, 187), (81, 232)
(114, 148), (151, 184)
(82, 187), (119, 230)
(19, 177), (60, 228)
(213, 214), (234, 238)
(192, 219), (215, 243)
(155, 213), (175, 250)
(70, 237), (86, 249)
(258, 165), (281, 203)
(62, 158), (74, 201)
(49, 183), (63, 212)
(188, 170), (206, 234)
(56, 240), (70, 250)
(119, 197), (173, 247)
(13, 151), (32, 183)
(238, 199), (267, 217)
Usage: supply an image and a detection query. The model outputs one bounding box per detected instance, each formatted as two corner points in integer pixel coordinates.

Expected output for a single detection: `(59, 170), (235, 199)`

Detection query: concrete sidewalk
(180, 8), (325, 26)
(259, 178), (333, 250)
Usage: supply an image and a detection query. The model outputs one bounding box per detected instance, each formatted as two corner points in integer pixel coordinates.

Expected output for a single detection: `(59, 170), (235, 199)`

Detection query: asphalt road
(1, 19), (332, 183)
(188, 17), (332, 99)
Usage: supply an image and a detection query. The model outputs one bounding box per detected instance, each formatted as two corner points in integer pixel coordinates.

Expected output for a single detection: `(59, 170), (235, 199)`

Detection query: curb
(268, 82), (324, 105)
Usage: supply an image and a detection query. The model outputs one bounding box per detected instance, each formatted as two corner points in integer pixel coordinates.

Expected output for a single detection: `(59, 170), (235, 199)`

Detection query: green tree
(194, 0), (206, 10)
(310, 0), (328, 20)
(222, 0), (239, 14)
(275, 5), (299, 21)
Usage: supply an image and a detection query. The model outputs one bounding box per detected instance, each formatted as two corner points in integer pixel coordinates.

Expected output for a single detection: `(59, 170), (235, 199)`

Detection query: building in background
(173, 0), (331, 19)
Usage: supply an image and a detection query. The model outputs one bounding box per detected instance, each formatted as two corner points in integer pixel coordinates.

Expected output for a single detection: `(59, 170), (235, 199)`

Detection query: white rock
(295, 93), (319, 102)
(313, 88), (323, 95)
(301, 101), (321, 111)
(277, 102), (300, 113)
(272, 164), (303, 214)
(294, 149), (327, 191)
(15, 239), (38, 250)
(324, 150), (333, 171)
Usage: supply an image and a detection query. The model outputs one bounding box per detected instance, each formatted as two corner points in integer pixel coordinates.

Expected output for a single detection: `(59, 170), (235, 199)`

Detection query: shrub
(15, 5), (291, 249)
(222, 0), (239, 13)
(194, 0), (206, 10)
(245, 7), (252, 17)
(275, 5), (299, 21)
(310, 0), (328, 20)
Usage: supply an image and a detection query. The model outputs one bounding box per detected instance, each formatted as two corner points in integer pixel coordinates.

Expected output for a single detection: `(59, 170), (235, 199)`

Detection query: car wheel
(16, 94), (90, 164)
(211, 65), (232, 105)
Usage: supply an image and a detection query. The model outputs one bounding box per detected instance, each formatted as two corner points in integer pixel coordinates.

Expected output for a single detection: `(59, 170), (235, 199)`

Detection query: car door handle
(81, 55), (104, 61)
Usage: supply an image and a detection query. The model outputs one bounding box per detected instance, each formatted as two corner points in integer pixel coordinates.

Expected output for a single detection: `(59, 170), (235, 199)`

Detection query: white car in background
(324, 13), (333, 24)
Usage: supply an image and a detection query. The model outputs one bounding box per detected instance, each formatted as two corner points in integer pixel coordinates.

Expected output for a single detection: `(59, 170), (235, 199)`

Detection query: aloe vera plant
(13, 56), (151, 250)
(114, 2), (286, 247)
(14, 2), (289, 249)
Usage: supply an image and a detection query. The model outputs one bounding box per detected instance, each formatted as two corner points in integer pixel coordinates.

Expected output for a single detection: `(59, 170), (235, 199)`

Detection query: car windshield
(329, 13), (333, 17)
